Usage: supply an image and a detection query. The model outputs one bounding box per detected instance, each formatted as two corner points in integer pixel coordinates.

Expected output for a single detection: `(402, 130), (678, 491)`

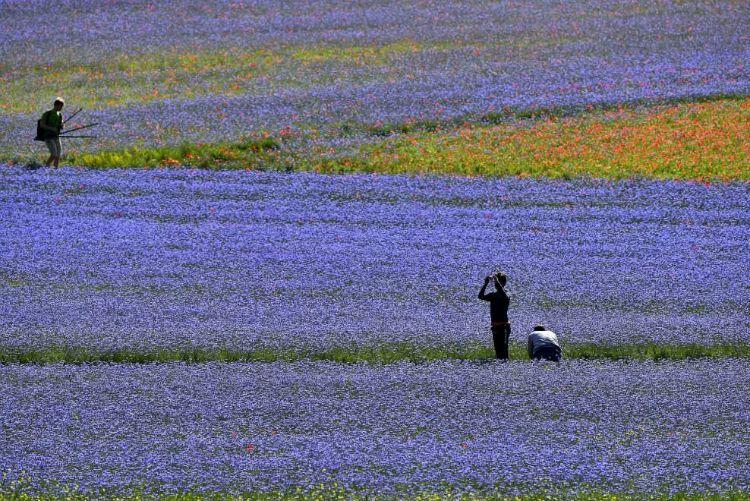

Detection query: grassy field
(0, 41), (461, 115)
(355, 97), (750, 181)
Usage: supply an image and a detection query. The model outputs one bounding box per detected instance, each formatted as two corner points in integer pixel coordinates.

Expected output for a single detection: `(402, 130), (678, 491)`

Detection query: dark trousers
(491, 323), (511, 360)
(533, 346), (562, 362)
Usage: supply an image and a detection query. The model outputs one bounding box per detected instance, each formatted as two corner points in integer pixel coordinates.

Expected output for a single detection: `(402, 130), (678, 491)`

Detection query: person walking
(527, 324), (562, 362)
(39, 97), (65, 167)
(478, 272), (511, 360)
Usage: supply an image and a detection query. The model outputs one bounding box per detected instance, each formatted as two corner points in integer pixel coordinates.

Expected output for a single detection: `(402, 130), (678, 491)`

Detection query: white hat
(54, 97), (65, 104)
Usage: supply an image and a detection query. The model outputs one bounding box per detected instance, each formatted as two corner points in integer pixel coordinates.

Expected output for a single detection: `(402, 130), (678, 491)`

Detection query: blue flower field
(2, 360), (749, 497)
(1, 0), (749, 498)
(1, 168), (748, 356)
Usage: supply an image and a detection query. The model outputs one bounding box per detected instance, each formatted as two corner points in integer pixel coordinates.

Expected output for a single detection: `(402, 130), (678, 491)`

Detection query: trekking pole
(60, 123), (99, 135)
(63, 107), (83, 124)
(59, 135), (98, 139)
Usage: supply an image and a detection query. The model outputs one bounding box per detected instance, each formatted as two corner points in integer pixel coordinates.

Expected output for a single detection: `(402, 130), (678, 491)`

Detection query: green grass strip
(63, 136), (282, 169)
(1, 486), (748, 501)
(2, 342), (749, 365)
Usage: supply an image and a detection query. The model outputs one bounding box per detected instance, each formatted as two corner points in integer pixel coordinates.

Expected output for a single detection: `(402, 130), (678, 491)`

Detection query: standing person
(39, 98), (64, 167)
(478, 272), (511, 360)
(527, 324), (562, 362)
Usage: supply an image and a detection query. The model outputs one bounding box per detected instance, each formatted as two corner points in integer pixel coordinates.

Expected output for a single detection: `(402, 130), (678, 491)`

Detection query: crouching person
(527, 325), (562, 362)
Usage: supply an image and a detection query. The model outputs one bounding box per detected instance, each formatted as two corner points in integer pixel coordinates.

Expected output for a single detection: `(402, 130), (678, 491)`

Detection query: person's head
(533, 324), (545, 331)
(493, 273), (507, 287)
(53, 97), (64, 110)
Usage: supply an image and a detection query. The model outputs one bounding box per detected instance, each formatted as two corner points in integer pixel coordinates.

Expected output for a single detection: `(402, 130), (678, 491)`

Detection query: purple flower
(1, 167), (747, 352)
(1, 1), (748, 154)
(1, 359), (748, 496)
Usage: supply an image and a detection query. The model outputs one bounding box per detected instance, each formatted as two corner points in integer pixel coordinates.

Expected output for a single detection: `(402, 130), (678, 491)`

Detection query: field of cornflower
(2, 167), (748, 362)
(2, 360), (749, 498)
(3, 0), (750, 498)
(1, 0), (749, 180)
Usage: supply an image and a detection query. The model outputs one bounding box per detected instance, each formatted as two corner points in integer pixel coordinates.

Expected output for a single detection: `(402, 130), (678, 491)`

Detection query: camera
(489, 272), (507, 285)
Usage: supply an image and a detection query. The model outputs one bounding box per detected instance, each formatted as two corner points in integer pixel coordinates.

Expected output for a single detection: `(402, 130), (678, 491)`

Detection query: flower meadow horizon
(1, 166), (748, 354)
(2, 0), (749, 155)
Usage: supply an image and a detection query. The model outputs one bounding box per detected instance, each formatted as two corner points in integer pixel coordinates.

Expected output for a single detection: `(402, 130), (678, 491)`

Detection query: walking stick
(63, 107), (83, 124)
(60, 123), (99, 135)
(59, 135), (98, 139)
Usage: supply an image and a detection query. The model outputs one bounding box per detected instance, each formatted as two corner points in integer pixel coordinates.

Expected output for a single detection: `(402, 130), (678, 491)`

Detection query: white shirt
(527, 329), (560, 355)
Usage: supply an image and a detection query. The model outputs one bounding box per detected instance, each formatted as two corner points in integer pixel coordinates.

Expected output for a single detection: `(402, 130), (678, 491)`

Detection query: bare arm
(478, 277), (491, 300)
(495, 283), (509, 301)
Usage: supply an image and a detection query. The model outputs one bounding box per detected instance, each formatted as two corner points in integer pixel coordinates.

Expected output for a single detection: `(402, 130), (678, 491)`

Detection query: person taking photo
(478, 272), (511, 360)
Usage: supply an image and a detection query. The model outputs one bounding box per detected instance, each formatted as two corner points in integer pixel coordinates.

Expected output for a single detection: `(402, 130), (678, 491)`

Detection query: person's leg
(44, 140), (55, 166)
(537, 346), (560, 362)
(491, 327), (504, 359)
(531, 347), (546, 361)
(497, 324), (510, 360)
(504, 323), (511, 360)
(53, 138), (61, 167)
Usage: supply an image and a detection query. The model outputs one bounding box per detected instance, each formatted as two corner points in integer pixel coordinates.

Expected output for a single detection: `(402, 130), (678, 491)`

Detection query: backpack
(35, 111), (54, 141)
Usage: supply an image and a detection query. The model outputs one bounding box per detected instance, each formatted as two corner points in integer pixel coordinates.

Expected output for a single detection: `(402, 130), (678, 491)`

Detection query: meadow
(1, 0), (749, 180)
(1, 0), (750, 498)
(2, 360), (750, 498)
(2, 167), (748, 362)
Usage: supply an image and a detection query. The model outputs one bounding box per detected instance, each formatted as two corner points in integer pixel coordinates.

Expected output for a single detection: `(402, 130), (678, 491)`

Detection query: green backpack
(35, 111), (55, 141)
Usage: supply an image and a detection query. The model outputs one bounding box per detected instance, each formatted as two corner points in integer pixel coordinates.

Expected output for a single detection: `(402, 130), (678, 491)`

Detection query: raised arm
(494, 282), (509, 301)
(478, 276), (491, 300)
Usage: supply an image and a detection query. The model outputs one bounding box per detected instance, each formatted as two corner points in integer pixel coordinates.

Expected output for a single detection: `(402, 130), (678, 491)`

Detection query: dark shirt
(40, 109), (62, 139)
(478, 286), (509, 323)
